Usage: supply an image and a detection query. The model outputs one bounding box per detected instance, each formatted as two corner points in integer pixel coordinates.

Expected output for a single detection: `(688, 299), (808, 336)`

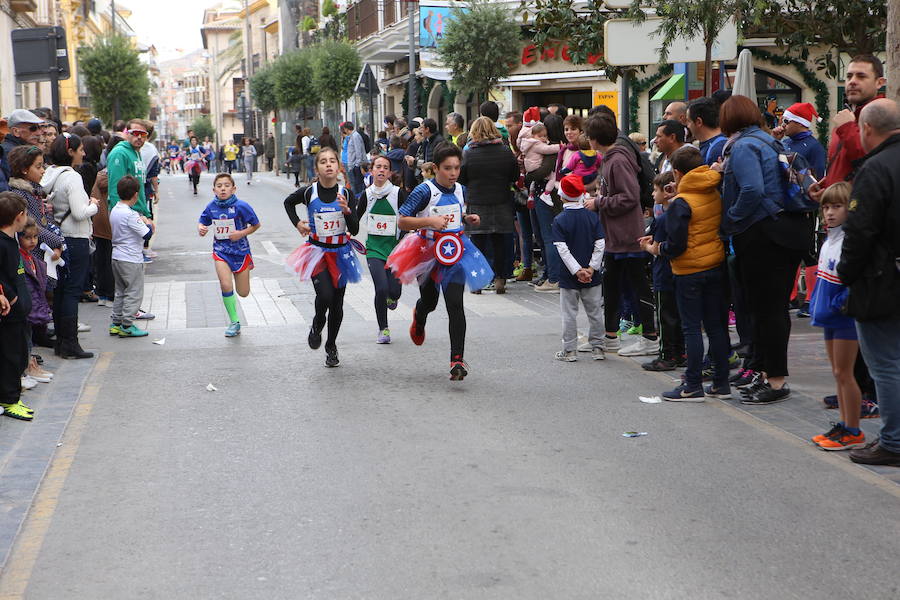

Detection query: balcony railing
(347, 0), (379, 42)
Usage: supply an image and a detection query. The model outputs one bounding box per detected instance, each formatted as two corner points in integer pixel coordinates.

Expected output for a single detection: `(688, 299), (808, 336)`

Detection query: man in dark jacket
(417, 118), (446, 165)
(264, 133), (276, 174)
(1, 110), (44, 187)
(585, 114), (659, 357)
(838, 98), (900, 467)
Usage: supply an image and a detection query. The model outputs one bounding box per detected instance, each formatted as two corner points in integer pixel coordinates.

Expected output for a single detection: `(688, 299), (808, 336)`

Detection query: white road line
(261, 240), (280, 255)
(262, 278), (305, 324)
(237, 284), (267, 326)
(248, 277), (283, 326)
(168, 281), (188, 330)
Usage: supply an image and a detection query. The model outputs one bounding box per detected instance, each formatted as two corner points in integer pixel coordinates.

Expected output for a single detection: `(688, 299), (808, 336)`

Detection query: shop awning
(650, 73), (686, 101)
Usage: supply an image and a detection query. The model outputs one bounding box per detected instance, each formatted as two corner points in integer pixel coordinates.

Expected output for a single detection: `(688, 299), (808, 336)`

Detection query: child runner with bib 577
(198, 173), (261, 337)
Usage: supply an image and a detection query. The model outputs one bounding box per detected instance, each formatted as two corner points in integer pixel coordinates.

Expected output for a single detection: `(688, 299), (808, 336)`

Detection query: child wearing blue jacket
(808, 182), (865, 451)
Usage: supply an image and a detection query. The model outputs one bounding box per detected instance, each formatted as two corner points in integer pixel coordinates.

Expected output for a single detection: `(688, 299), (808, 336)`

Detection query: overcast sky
(126, 0), (215, 61)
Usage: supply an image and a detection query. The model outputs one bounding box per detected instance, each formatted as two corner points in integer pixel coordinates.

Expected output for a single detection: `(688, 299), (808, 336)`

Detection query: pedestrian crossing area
(139, 275), (558, 331)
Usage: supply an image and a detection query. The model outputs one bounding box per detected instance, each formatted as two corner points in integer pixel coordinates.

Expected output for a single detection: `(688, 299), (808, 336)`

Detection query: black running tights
(312, 271), (346, 350)
(416, 280), (466, 360)
(367, 257), (402, 330)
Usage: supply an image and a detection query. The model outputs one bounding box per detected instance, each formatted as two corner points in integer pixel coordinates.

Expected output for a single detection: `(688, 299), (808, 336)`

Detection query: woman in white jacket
(41, 133), (99, 359)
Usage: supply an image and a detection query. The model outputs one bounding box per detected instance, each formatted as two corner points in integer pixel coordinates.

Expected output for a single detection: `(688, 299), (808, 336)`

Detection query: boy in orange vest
(640, 146), (730, 401)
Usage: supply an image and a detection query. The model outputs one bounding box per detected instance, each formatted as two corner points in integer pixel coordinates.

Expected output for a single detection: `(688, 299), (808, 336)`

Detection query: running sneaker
(626, 323), (643, 336)
(617, 319), (633, 337)
(118, 324), (149, 338)
(591, 347), (605, 361)
(77, 322), (92, 332)
(534, 280), (559, 293)
(739, 377), (769, 398)
(704, 385), (733, 399)
(134, 310), (156, 320)
(555, 350), (577, 362)
(727, 351), (742, 369)
(0, 401), (33, 421)
(81, 291), (99, 303)
(701, 366), (715, 382)
(577, 334), (591, 352)
(386, 298), (398, 311)
(512, 264), (524, 278)
(598, 336), (621, 353)
(618, 336), (660, 357)
(308, 323), (323, 349)
(325, 347), (340, 367)
(409, 311), (425, 345)
(449, 356), (468, 381)
(225, 321), (241, 337)
(109, 323), (123, 336)
(732, 370), (759, 389)
(20, 376), (38, 390)
(642, 357), (677, 371)
(143, 255), (153, 264)
(741, 384), (791, 405)
(797, 303), (810, 318)
(663, 384), (705, 402)
(812, 422), (845, 444)
(823, 394), (838, 409)
(18, 399), (34, 414)
(377, 328), (391, 344)
(25, 371), (52, 384)
(817, 428), (866, 451)
(860, 396), (880, 419)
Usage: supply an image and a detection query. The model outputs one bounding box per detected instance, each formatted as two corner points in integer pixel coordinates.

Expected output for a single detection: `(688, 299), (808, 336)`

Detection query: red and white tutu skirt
(285, 242), (363, 288)
(386, 231), (493, 291)
(185, 159), (205, 174)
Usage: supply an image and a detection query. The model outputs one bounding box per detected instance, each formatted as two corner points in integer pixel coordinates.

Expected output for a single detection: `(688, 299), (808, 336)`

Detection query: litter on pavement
(639, 396), (662, 404)
(206, 383), (218, 392)
(153, 338), (166, 345)
(623, 431), (649, 438)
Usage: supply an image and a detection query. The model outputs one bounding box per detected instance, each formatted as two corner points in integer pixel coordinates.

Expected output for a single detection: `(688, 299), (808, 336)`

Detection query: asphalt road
(0, 170), (897, 599)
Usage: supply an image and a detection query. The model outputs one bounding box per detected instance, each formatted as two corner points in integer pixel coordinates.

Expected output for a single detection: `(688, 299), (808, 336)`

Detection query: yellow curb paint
(0, 352), (113, 599)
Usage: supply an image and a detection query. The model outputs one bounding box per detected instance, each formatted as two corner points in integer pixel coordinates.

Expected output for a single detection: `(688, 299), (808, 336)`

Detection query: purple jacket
(21, 249), (51, 326)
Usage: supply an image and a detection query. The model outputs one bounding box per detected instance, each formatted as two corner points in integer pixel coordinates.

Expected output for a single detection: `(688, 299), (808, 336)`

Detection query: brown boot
(516, 267), (533, 282)
(494, 277), (507, 295)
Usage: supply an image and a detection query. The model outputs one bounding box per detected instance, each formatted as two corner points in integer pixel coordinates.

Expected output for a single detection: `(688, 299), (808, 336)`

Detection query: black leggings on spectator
(367, 257), (402, 330)
(416, 280), (466, 360)
(732, 222), (804, 379)
(311, 271), (346, 350)
(602, 256), (657, 337)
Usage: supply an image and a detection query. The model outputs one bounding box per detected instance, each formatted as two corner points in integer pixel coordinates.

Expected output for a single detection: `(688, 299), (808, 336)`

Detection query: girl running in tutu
(284, 147), (363, 367)
(354, 155), (408, 344)
(387, 144), (493, 380)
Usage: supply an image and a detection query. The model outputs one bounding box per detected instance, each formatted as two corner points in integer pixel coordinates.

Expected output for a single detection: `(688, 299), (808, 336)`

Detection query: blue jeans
(305, 155), (315, 181)
(54, 237), (91, 320)
(675, 266), (730, 390)
(347, 166), (365, 198)
(533, 199), (560, 283)
(856, 318), (900, 453)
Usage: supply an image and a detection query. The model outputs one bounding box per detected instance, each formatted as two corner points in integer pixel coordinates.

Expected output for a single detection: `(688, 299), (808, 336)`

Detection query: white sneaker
(618, 336), (660, 357)
(591, 347), (606, 360)
(77, 322), (92, 332)
(598, 336), (621, 352)
(534, 281), (559, 293)
(576, 334), (591, 352)
(21, 376), (38, 390)
(26, 371), (52, 383)
(555, 350), (577, 362)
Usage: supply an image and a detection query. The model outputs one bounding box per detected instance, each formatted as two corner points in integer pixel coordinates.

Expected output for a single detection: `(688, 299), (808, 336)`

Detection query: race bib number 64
(368, 213), (397, 236)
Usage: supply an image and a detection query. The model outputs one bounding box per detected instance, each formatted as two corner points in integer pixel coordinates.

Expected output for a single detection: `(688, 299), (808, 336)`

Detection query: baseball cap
(8, 109), (44, 128)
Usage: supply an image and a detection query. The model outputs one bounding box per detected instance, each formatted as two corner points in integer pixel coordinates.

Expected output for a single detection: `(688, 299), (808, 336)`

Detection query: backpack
(308, 136), (321, 154)
(617, 135), (655, 211)
(746, 132), (819, 213)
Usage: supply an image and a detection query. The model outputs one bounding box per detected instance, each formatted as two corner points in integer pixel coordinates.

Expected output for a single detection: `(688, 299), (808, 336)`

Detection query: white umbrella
(732, 48), (757, 101)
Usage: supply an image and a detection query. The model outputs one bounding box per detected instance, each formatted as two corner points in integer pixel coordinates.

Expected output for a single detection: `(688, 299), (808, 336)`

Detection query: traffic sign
(603, 18), (737, 66)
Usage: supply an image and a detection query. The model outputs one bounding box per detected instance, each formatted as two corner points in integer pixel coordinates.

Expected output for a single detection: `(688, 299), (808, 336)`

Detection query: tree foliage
(272, 49), (320, 109)
(438, 0), (521, 101)
(190, 115), (216, 141)
(249, 65), (278, 114)
(77, 34), (150, 124)
(311, 40), (362, 105)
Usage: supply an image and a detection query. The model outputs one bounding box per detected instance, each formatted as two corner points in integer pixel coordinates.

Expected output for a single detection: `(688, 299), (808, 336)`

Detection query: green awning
(650, 74), (686, 101)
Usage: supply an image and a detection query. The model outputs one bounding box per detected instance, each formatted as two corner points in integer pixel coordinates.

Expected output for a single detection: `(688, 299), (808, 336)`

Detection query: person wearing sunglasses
(1, 110), (45, 186)
(106, 119), (151, 223)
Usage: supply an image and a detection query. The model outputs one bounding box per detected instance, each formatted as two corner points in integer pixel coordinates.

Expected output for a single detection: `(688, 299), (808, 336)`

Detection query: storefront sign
(593, 91), (619, 120)
(520, 44), (603, 66)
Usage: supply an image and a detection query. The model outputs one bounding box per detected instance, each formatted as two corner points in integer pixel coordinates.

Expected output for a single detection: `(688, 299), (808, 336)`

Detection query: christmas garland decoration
(749, 48), (831, 144)
(628, 64), (673, 133)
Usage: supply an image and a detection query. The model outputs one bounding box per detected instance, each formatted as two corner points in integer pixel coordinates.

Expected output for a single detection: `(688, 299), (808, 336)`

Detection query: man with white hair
(838, 98), (900, 467)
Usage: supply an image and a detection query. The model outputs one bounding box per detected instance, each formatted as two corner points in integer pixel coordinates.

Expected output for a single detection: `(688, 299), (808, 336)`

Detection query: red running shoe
(409, 310), (425, 345)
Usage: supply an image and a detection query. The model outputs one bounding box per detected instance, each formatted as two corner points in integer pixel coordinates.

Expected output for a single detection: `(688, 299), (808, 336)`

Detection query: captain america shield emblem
(434, 234), (464, 266)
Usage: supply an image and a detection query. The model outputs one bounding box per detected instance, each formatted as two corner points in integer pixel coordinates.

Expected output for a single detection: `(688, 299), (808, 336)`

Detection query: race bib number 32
(368, 213), (397, 236)
(314, 212), (347, 237)
(212, 218), (236, 240)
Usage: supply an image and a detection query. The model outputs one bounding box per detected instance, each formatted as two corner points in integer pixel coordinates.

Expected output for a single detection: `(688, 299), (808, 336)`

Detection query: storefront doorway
(521, 89), (592, 118)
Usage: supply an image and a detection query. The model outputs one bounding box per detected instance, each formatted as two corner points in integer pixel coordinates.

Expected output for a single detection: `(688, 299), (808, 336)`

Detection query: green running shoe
(626, 324), (643, 336)
(118, 324), (149, 338)
(1, 401), (34, 421)
(512, 264), (524, 278)
(109, 323), (123, 336)
(728, 350), (741, 369)
(225, 321), (241, 337)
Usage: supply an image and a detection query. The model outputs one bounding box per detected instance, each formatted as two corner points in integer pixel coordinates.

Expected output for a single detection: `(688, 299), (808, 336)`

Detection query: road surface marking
(0, 353), (113, 599)
(261, 240), (280, 256)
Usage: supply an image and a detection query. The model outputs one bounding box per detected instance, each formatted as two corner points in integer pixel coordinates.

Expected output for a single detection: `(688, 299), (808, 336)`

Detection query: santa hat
(559, 174), (585, 202)
(523, 106), (541, 127)
(782, 102), (821, 128)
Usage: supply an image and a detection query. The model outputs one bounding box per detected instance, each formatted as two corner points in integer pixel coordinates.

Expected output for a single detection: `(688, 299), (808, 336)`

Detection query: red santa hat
(559, 174), (585, 202)
(782, 102), (821, 128)
(523, 106), (541, 127)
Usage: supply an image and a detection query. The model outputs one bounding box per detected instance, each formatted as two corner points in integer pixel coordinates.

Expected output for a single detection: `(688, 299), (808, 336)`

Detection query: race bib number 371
(314, 212), (347, 237)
